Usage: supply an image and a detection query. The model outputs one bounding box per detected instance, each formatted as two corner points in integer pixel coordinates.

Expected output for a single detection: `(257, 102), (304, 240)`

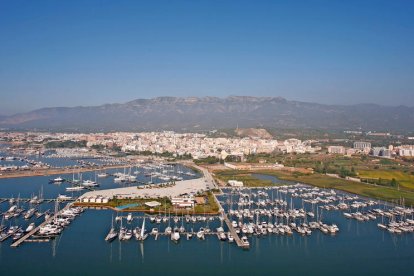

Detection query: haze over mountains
(0, 96), (413, 132)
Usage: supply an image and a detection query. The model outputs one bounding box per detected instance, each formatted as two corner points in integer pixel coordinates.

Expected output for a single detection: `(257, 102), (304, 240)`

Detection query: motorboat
(50, 177), (65, 183)
(25, 222), (35, 233)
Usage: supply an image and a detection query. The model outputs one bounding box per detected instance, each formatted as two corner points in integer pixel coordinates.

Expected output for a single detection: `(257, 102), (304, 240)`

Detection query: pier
(11, 202), (74, 248)
(0, 197), (75, 203)
(213, 193), (249, 249)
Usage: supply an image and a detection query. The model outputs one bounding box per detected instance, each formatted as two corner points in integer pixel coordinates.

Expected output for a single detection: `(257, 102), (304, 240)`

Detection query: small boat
(343, 212), (353, 219)
(196, 228), (205, 240)
(136, 218), (148, 241)
(57, 194), (72, 201)
(105, 216), (118, 242)
(12, 230), (24, 241)
(171, 228), (180, 242)
(124, 229), (133, 240)
(119, 226), (126, 240)
(82, 180), (99, 187)
(127, 213), (133, 223)
(24, 208), (36, 220)
(25, 222), (35, 233)
(151, 228), (159, 235)
(377, 223), (387, 230)
(66, 186), (85, 192)
(165, 226), (172, 235)
(50, 177), (65, 183)
(7, 226), (19, 235)
(227, 233), (234, 243)
(97, 173), (109, 178)
(241, 236), (250, 247)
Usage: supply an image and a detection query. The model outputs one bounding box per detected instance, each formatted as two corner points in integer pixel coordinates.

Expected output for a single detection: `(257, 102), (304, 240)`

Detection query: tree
(390, 178), (398, 188)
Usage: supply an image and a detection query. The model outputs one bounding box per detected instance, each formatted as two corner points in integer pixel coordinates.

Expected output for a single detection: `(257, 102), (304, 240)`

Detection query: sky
(0, 0), (413, 115)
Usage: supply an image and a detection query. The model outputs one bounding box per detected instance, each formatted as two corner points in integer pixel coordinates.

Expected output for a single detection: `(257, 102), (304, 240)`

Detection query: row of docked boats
(377, 219), (414, 234)
(36, 206), (84, 238)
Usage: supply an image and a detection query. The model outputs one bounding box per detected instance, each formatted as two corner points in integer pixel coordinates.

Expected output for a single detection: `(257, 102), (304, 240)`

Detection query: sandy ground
(80, 177), (209, 199)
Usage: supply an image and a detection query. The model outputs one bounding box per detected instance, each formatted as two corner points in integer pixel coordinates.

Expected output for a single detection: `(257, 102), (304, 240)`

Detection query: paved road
(180, 161), (218, 190)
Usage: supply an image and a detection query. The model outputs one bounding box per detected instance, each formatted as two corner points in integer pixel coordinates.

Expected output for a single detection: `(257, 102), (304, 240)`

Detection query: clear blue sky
(0, 0), (413, 114)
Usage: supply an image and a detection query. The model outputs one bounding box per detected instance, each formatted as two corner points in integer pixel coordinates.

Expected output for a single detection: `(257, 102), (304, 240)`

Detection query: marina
(0, 153), (413, 275)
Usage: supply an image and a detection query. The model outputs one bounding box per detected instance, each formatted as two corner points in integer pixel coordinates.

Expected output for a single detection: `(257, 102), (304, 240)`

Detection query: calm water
(0, 168), (413, 275)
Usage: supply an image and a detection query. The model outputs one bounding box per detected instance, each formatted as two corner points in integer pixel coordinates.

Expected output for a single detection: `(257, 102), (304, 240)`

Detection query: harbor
(0, 154), (413, 275)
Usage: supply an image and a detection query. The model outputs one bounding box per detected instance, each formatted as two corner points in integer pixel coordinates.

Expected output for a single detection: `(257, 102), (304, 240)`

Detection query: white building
(354, 141), (371, 150)
(171, 196), (195, 208)
(328, 146), (346, 155)
(228, 180), (244, 187)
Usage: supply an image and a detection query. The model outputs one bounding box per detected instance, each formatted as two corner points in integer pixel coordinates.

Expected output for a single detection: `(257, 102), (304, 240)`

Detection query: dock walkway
(212, 193), (249, 249)
(11, 202), (74, 248)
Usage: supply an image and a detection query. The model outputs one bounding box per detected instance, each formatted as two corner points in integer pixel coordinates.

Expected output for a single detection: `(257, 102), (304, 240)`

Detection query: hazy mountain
(1, 96), (413, 132)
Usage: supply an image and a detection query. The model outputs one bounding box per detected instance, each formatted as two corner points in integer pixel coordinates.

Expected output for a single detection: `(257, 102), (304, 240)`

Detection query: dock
(0, 198), (75, 203)
(11, 202), (74, 248)
(212, 193), (249, 249)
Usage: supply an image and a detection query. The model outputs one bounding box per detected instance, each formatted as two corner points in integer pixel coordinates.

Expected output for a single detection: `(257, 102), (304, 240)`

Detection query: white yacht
(196, 228), (205, 240)
(66, 186), (85, 192)
(82, 180), (99, 187)
(57, 194), (72, 201)
(51, 177), (64, 183)
(25, 222), (35, 233)
(170, 229), (180, 242)
(97, 172), (109, 178)
(127, 213), (133, 223)
(24, 208), (36, 220)
(241, 236), (250, 247)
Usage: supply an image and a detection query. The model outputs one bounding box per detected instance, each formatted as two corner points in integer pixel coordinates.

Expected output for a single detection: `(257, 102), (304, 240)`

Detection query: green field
(214, 170), (275, 187)
(358, 170), (414, 191)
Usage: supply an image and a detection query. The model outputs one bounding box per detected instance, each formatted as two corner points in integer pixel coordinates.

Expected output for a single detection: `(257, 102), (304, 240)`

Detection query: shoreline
(73, 202), (220, 215)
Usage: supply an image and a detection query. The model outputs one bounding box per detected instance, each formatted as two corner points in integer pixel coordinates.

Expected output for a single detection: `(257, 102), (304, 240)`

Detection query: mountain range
(1, 96), (413, 132)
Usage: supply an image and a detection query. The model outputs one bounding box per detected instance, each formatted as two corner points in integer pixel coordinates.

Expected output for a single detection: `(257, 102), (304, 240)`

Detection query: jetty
(11, 202), (74, 248)
(0, 197), (75, 203)
(213, 193), (249, 249)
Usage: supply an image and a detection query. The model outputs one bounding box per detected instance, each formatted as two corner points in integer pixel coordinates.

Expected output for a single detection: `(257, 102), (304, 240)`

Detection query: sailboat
(97, 171), (109, 178)
(105, 215), (118, 242)
(66, 185), (85, 192)
(170, 228), (180, 242)
(137, 218), (148, 241)
(127, 213), (133, 223)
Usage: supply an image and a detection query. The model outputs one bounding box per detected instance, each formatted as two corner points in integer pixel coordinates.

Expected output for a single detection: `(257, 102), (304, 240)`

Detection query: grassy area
(358, 170), (414, 191)
(107, 197), (171, 210)
(84, 192), (220, 214)
(194, 192), (220, 213)
(214, 170), (274, 187)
